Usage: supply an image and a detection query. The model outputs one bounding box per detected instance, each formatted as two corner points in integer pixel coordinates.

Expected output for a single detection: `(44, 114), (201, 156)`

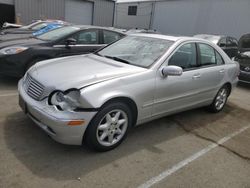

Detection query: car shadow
(237, 82), (250, 90)
(3, 103), (250, 181)
(0, 76), (19, 91)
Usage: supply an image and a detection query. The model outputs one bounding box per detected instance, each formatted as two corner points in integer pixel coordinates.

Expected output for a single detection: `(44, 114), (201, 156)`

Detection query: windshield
(36, 26), (80, 41)
(97, 36), (174, 68)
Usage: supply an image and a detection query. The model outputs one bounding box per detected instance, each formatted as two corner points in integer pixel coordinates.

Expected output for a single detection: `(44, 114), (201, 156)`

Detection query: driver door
(153, 42), (202, 117)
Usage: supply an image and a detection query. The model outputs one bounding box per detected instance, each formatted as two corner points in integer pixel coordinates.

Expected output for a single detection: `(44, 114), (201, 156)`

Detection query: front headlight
(0, 46), (28, 55)
(49, 90), (81, 111)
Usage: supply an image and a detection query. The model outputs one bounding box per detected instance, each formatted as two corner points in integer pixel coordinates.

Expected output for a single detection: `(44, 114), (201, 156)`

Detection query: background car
(194, 34), (239, 58)
(18, 34), (239, 151)
(1, 22), (23, 29)
(0, 22), (67, 42)
(235, 33), (250, 83)
(0, 25), (126, 77)
(0, 20), (66, 41)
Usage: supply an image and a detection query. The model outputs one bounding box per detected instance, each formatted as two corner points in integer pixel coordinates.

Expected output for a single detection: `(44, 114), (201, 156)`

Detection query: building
(0, 0), (115, 27)
(115, 0), (250, 39)
(0, 0), (15, 26)
(114, 0), (154, 29)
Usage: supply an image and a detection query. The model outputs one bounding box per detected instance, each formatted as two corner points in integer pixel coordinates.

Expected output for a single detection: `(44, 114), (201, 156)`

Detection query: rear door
(196, 43), (226, 98)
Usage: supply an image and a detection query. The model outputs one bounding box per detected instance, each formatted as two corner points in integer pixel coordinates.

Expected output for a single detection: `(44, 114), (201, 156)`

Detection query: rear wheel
(208, 85), (229, 113)
(84, 102), (132, 152)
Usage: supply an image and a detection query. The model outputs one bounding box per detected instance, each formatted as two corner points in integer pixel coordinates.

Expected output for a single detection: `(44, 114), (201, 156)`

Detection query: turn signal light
(67, 120), (85, 126)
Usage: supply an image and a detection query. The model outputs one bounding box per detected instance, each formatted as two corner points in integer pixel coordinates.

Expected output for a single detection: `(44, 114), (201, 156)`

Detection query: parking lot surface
(0, 76), (249, 188)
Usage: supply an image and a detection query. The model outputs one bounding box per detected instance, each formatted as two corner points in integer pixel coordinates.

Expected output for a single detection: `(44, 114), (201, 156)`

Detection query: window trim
(165, 42), (199, 72)
(161, 41), (225, 72)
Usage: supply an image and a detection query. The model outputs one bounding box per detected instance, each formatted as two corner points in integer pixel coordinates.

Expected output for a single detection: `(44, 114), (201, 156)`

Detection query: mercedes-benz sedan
(18, 34), (239, 151)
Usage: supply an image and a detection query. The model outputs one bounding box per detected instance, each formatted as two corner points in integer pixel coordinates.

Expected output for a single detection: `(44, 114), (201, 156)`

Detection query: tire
(84, 102), (132, 152)
(208, 85), (230, 113)
(24, 57), (48, 73)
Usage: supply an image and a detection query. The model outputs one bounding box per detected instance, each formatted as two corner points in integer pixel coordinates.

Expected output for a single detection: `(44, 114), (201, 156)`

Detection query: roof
(131, 33), (181, 41)
(64, 25), (126, 35)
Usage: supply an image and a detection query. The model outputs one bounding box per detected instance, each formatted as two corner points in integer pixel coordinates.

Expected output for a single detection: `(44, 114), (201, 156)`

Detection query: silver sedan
(18, 34), (239, 151)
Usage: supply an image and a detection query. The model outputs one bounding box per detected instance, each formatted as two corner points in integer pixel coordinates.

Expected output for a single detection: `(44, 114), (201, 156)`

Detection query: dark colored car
(0, 25), (126, 77)
(194, 34), (239, 58)
(0, 20), (66, 41)
(235, 34), (250, 84)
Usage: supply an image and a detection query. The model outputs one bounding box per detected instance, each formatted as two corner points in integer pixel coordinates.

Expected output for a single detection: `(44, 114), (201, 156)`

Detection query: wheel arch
(101, 97), (138, 127)
(223, 82), (232, 96)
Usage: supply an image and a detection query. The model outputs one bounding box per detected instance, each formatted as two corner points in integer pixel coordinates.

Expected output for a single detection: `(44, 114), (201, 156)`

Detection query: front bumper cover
(18, 79), (97, 145)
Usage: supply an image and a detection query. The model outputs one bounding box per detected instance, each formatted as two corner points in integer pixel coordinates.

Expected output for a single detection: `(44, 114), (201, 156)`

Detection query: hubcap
(96, 109), (128, 147)
(215, 88), (228, 110)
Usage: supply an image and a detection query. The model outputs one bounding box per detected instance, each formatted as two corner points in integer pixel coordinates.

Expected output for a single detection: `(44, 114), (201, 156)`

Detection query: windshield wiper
(104, 55), (131, 65)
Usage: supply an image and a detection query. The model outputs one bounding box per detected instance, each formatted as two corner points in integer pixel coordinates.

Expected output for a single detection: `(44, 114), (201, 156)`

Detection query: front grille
(24, 74), (45, 100)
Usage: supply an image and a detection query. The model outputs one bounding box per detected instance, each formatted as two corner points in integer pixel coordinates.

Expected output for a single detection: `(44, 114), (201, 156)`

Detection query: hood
(28, 54), (146, 92)
(0, 37), (46, 49)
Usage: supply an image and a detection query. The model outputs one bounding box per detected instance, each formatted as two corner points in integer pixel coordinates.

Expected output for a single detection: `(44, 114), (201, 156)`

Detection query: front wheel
(84, 102), (132, 152)
(208, 85), (229, 113)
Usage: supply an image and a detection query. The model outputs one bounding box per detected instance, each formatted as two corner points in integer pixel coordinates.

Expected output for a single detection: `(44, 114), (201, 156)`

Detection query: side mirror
(65, 38), (77, 46)
(161, 65), (183, 77)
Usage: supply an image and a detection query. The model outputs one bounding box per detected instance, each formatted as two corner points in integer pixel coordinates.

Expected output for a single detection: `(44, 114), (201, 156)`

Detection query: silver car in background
(18, 34), (239, 151)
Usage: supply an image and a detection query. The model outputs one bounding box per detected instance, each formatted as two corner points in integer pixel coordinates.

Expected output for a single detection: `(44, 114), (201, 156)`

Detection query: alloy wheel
(96, 109), (128, 147)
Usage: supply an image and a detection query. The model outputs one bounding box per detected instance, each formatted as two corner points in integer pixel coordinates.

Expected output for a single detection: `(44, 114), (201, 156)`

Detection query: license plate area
(19, 95), (27, 114)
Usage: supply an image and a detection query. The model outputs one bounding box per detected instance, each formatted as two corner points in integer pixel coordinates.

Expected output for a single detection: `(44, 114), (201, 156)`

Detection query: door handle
(219, 69), (225, 73)
(192, 73), (201, 79)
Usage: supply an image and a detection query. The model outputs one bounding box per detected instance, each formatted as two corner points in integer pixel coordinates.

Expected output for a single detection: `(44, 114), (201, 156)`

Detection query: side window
(168, 43), (197, 69)
(198, 43), (216, 66)
(215, 51), (224, 65)
(72, 30), (98, 44)
(219, 38), (226, 47)
(103, 30), (122, 44)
